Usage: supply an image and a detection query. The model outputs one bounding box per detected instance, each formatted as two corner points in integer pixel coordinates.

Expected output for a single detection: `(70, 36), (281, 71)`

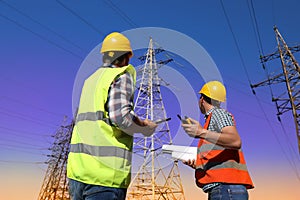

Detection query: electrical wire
(221, 0), (300, 181)
(0, 106), (59, 127)
(247, 0), (265, 56)
(1, 146), (47, 155)
(103, 0), (138, 28)
(0, 0), (103, 73)
(102, 0), (291, 135)
(271, 0), (277, 26)
(0, 138), (47, 149)
(0, 110), (57, 128)
(220, 0), (251, 85)
(247, 0), (300, 161)
(55, 0), (104, 35)
(0, 160), (45, 164)
(102, 0), (185, 72)
(0, 125), (50, 136)
(0, 13), (84, 60)
(0, 0), (87, 53)
(256, 94), (300, 180)
(0, 95), (65, 117)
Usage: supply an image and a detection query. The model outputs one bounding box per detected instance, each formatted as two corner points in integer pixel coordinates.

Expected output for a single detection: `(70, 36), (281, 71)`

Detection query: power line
(0, 143), (46, 151)
(0, 136), (47, 148)
(103, 0), (138, 28)
(102, 0), (187, 77)
(0, 2), (100, 69)
(1, 145), (46, 155)
(102, 0), (287, 133)
(0, 160), (45, 164)
(0, 12), (84, 60)
(246, 0), (277, 101)
(0, 125), (51, 138)
(0, 106), (59, 126)
(0, 110), (57, 128)
(220, 0), (252, 85)
(0, 125), (53, 148)
(220, 0), (300, 181)
(246, 0), (300, 161)
(246, 0), (265, 56)
(102, 0), (281, 113)
(0, 96), (65, 117)
(271, 0), (277, 26)
(278, 120), (300, 162)
(55, 0), (104, 35)
(254, 95), (300, 181)
(0, 129), (50, 147)
(0, 0), (87, 53)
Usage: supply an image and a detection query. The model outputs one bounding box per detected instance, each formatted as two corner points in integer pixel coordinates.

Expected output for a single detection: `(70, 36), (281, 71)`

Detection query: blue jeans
(208, 184), (248, 200)
(69, 179), (127, 200)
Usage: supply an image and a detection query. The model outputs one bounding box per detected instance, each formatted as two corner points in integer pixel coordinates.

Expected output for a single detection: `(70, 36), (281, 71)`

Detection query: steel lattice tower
(251, 26), (300, 153)
(127, 38), (185, 200)
(38, 117), (74, 200)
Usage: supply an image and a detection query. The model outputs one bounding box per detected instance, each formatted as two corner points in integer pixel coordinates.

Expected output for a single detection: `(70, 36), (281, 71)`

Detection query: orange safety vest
(195, 113), (254, 189)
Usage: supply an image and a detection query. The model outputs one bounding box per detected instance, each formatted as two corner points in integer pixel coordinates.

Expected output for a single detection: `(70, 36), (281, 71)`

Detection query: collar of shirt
(204, 107), (216, 119)
(103, 63), (128, 69)
(103, 63), (115, 68)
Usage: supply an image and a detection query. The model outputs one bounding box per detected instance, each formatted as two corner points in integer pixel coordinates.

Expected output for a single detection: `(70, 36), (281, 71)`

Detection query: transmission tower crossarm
(250, 73), (285, 88)
(260, 44), (300, 63)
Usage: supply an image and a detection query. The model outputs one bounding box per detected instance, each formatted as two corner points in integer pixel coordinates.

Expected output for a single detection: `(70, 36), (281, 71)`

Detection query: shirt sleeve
(211, 109), (235, 132)
(107, 71), (137, 129)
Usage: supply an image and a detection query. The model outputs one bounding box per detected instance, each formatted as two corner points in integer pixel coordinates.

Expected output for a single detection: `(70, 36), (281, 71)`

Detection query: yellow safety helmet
(100, 32), (133, 57)
(199, 81), (226, 102)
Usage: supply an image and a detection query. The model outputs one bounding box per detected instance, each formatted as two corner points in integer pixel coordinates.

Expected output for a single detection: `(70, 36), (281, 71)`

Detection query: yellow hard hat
(100, 32), (133, 56)
(199, 81), (226, 102)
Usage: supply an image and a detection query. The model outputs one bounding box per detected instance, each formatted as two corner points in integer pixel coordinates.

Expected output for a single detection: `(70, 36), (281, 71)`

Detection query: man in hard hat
(67, 32), (158, 200)
(181, 81), (254, 200)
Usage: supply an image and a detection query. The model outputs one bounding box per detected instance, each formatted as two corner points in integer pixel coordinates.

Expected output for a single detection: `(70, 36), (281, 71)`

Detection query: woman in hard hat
(67, 32), (157, 200)
(181, 81), (254, 200)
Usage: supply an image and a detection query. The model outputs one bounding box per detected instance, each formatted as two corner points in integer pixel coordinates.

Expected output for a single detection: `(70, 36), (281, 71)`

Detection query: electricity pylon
(38, 117), (74, 200)
(251, 26), (300, 153)
(126, 38), (185, 200)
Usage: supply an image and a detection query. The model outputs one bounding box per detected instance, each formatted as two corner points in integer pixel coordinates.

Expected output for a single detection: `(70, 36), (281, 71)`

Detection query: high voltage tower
(126, 38), (185, 200)
(38, 117), (74, 200)
(251, 26), (300, 153)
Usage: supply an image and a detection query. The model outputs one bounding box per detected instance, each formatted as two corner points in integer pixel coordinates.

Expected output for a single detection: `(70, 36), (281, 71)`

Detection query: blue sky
(0, 0), (300, 199)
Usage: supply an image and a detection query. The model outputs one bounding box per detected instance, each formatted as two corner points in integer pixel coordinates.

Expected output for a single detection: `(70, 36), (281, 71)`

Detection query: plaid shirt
(106, 65), (136, 129)
(204, 107), (235, 132)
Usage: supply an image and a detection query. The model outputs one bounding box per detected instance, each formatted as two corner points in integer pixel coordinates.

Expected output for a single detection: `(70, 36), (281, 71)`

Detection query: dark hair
(201, 94), (221, 108)
(103, 51), (131, 65)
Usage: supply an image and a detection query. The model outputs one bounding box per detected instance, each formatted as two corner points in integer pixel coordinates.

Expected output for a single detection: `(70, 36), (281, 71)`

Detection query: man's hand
(141, 119), (158, 137)
(181, 118), (204, 138)
(182, 159), (196, 169)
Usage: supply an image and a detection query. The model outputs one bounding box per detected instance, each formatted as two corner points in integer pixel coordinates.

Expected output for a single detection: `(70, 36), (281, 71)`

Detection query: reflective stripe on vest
(195, 112), (254, 189)
(76, 110), (111, 125)
(70, 143), (132, 163)
(67, 65), (136, 188)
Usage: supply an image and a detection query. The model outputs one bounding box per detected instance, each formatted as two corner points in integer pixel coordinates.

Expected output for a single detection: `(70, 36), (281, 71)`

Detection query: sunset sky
(0, 1), (300, 199)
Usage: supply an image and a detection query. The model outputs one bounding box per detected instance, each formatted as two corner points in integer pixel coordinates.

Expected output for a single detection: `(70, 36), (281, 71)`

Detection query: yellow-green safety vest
(67, 64), (136, 188)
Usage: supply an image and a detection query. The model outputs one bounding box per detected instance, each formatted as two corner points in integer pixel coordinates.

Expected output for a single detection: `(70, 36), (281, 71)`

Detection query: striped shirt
(106, 65), (137, 129)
